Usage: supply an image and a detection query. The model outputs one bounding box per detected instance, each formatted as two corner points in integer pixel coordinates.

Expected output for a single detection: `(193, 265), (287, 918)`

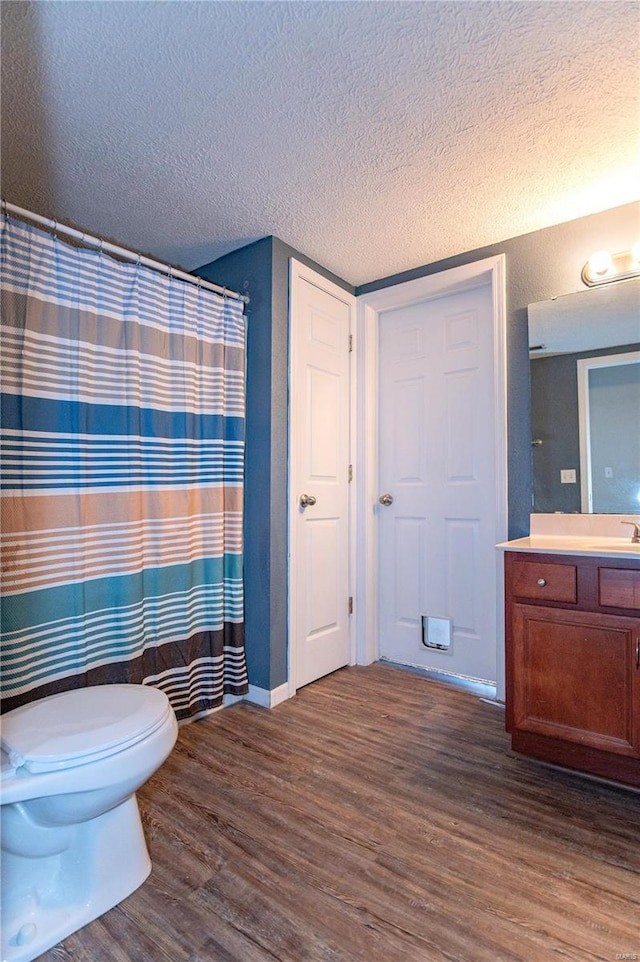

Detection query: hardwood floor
(44, 663), (639, 962)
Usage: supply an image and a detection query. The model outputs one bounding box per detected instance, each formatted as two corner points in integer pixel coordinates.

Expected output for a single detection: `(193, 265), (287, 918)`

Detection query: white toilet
(0, 684), (178, 962)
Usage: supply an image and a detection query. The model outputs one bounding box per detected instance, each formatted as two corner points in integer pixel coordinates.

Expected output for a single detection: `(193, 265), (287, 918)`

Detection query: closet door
(289, 260), (355, 690)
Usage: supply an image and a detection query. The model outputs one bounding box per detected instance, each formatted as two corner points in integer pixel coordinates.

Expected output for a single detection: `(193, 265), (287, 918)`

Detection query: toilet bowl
(0, 684), (178, 962)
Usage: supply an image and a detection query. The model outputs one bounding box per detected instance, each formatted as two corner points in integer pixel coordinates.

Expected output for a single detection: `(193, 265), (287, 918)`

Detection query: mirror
(528, 277), (640, 513)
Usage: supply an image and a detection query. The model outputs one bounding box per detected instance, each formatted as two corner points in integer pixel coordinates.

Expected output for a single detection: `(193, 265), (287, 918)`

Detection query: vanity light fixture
(581, 244), (640, 286)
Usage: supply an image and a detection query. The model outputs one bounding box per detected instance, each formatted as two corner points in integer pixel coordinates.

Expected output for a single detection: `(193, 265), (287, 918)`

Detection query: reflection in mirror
(528, 277), (640, 514)
(577, 351), (640, 512)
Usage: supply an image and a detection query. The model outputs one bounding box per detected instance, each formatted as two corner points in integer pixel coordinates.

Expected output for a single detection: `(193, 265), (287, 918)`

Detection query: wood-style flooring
(44, 663), (640, 962)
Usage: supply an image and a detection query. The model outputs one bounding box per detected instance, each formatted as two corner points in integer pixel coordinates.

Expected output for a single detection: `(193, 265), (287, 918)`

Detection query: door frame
(354, 255), (508, 697)
(287, 259), (357, 698)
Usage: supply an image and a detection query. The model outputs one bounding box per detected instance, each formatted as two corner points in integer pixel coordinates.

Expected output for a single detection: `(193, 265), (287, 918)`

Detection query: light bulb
(587, 250), (612, 276)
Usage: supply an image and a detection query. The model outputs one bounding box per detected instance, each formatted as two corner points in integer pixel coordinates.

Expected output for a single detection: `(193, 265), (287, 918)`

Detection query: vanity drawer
(510, 560), (577, 603)
(599, 568), (640, 610)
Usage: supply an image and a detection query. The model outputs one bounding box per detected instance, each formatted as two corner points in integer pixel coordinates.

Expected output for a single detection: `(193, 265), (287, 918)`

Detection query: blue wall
(195, 238), (276, 691)
(198, 201), (639, 693)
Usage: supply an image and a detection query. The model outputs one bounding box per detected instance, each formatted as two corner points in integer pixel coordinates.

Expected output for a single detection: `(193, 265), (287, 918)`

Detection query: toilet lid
(1, 685), (172, 774)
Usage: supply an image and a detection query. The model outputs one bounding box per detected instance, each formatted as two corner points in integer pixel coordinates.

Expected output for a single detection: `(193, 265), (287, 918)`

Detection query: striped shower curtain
(0, 214), (248, 722)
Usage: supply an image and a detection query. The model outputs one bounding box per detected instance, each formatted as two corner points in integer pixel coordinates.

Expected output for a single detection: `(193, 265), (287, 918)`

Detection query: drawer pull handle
(636, 639), (640, 671)
(537, 578), (547, 587)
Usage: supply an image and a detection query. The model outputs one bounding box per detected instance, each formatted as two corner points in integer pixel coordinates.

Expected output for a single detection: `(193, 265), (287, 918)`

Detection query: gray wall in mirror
(531, 342), (640, 513)
(529, 275), (640, 513)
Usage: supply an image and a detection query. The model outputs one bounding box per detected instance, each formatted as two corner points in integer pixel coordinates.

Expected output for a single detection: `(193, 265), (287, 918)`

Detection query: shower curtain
(0, 214), (248, 722)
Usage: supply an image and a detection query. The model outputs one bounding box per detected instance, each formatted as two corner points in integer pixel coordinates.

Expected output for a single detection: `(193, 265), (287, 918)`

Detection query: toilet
(0, 684), (178, 962)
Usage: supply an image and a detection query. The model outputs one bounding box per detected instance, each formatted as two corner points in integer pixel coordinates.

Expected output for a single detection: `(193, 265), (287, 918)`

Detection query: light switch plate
(560, 469), (576, 484)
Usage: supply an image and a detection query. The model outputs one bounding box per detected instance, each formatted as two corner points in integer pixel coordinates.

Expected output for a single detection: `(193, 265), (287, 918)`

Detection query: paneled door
(289, 261), (355, 690)
(377, 281), (499, 682)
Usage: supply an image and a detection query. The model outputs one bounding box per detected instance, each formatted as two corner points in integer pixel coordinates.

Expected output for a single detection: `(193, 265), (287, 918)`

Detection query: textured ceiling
(1, 0), (639, 286)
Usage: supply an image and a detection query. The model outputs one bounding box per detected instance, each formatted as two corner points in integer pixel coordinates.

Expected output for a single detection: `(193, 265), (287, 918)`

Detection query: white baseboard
(244, 681), (290, 709)
(178, 685), (289, 726)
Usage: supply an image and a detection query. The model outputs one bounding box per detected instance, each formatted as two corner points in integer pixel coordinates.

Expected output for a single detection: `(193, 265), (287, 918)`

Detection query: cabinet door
(510, 605), (640, 757)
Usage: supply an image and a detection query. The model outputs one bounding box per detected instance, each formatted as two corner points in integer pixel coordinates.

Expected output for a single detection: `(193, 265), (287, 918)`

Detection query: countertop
(496, 536), (640, 560)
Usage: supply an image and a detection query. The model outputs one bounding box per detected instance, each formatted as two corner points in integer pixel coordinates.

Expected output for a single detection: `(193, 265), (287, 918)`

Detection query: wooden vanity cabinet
(505, 551), (640, 788)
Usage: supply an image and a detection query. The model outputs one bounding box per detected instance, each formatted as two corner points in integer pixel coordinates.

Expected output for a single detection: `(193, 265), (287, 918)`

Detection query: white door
(289, 261), (354, 690)
(377, 281), (499, 683)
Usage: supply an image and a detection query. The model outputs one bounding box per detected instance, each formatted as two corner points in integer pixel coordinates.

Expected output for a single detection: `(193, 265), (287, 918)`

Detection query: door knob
(299, 493), (317, 508)
(378, 493), (394, 506)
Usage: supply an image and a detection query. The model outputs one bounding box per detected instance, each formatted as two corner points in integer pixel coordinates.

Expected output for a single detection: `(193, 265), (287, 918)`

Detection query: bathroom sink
(570, 537), (640, 553)
(497, 535), (640, 557)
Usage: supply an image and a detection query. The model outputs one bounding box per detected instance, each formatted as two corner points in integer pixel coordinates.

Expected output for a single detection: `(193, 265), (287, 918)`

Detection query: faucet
(621, 521), (640, 543)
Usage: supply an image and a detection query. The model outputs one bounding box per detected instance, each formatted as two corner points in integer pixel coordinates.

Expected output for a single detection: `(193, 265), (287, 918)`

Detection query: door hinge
(348, 596), (353, 615)
(348, 334), (353, 353)
(348, 464), (353, 483)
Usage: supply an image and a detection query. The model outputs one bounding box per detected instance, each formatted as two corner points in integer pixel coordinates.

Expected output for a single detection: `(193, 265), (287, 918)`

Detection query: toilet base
(1, 794), (152, 962)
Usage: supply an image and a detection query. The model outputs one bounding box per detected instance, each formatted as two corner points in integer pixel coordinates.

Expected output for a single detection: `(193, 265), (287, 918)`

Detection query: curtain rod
(2, 201), (249, 305)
